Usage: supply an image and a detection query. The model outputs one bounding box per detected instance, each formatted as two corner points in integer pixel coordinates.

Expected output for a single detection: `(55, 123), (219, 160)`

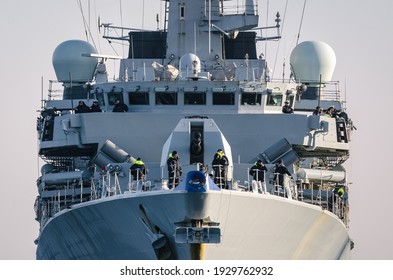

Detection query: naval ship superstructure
(34, 0), (355, 259)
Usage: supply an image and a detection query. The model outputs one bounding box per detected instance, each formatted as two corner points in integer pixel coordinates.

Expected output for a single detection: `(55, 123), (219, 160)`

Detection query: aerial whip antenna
(208, 0), (211, 54)
(271, 0), (288, 79)
(98, 16), (102, 33)
(296, 0), (307, 45)
(76, 0), (98, 50)
(119, 0), (125, 57)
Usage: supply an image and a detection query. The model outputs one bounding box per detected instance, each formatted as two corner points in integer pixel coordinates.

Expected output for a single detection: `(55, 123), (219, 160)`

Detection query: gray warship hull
(34, 0), (355, 259)
(37, 190), (350, 260)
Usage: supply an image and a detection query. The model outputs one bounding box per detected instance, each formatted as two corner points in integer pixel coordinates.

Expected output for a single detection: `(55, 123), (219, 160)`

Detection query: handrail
(37, 167), (348, 229)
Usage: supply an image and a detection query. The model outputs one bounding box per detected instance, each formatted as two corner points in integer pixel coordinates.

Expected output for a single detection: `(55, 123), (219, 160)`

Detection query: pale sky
(0, 0), (392, 260)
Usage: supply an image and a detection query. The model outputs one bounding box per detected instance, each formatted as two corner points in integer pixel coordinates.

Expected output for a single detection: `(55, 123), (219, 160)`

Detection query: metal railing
(37, 167), (348, 229)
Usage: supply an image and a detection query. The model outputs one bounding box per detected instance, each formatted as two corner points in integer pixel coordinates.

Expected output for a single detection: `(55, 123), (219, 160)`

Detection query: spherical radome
(52, 40), (98, 83)
(290, 41), (336, 83)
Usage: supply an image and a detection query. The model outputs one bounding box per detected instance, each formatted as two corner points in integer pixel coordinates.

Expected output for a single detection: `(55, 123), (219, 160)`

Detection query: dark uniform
(328, 186), (346, 213)
(112, 99), (129, 112)
(273, 160), (292, 187)
(130, 158), (148, 181)
(313, 106), (323, 115)
(213, 149), (229, 188)
(167, 151), (182, 189)
(90, 101), (102, 112)
(212, 152), (224, 187)
(75, 101), (90, 113)
(282, 101), (294, 114)
(249, 160), (267, 182)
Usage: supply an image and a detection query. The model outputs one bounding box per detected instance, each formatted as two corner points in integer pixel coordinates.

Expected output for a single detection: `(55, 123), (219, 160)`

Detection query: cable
(75, 0), (98, 50)
(296, 0), (307, 45)
(119, 0), (125, 57)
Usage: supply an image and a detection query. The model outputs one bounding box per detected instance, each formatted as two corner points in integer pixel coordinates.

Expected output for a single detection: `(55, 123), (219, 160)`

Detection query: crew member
(75, 100), (90, 113)
(249, 160), (268, 192)
(282, 101), (294, 114)
(90, 100), (102, 112)
(130, 157), (149, 192)
(130, 157), (148, 181)
(313, 106), (323, 115)
(273, 160), (293, 198)
(112, 98), (129, 112)
(212, 152), (223, 188)
(167, 151), (182, 189)
(216, 149), (229, 188)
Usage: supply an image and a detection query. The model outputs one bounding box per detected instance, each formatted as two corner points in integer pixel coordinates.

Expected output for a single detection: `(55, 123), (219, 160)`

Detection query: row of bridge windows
(94, 92), (286, 107)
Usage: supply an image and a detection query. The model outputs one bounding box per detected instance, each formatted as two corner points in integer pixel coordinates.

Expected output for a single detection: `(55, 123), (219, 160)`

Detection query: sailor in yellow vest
(130, 157), (148, 191)
(214, 149), (229, 189)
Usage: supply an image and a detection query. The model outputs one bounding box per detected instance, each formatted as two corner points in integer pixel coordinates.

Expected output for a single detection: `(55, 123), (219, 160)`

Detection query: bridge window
(241, 93), (262, 105)
(108, 92), (124, 105)
(184, 92), (206, 105)
(213, 92), (235, 105)
(156, 92), (178, 105)
(90, 92), (105, 106)
(266, 94), (283, 106)
(128, 92), (149, 105)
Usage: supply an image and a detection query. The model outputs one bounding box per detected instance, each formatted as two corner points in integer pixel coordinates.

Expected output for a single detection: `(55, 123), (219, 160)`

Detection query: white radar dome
(290, 41), (336, 84)
(52, 40), (98, 83)
(179, 53), (201, 73)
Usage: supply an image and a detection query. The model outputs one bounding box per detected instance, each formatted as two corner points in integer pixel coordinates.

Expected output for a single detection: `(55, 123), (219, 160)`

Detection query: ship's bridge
(45, 78), (342, 117)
